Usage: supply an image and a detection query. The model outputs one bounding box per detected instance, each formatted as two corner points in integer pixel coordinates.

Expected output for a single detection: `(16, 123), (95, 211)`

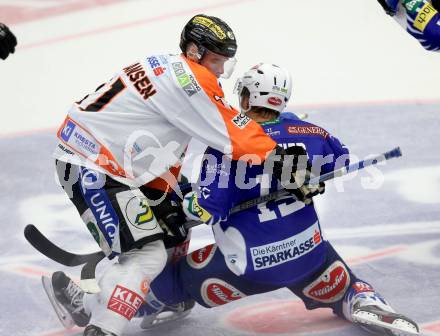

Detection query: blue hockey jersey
(194, 113), (349, 286)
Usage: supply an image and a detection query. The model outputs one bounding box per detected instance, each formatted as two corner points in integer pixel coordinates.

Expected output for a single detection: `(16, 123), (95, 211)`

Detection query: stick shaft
(310, 147), (402, 184)
(186, 146), (402, 228)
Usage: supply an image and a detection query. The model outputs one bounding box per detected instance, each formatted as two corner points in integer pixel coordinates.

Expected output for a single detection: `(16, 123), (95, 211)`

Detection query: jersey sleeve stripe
(184, 57), (276, 161)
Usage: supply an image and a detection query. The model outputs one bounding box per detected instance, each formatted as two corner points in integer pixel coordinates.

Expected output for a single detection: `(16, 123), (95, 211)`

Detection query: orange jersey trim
(183, 56), (276, 162)
(145, 164), (182, 193)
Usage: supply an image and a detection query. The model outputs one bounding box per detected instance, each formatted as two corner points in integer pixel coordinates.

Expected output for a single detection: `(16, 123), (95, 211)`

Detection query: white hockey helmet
(234, 63), (292, 113)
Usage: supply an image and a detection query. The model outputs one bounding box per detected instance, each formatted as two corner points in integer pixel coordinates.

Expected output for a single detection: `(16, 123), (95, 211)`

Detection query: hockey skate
(352, 305), (419, 336)
(83, 325), (116, 336)
(344, 283), (419, 336)
(140, 299), (195, 329)
(42, 271), (90, 328)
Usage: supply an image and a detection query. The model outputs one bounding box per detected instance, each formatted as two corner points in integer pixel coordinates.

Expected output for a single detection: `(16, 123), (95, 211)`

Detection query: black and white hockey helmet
(180, 14), (237, 58)
(234, 63), (292, 113)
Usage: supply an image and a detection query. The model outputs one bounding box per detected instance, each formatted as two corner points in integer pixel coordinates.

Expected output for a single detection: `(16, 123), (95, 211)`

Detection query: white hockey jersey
(54, 53), (276, 187)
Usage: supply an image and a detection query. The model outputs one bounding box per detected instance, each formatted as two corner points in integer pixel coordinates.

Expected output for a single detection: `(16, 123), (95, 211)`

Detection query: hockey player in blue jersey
(44, 63), (419, 336)
(144, 63), (419, 336)
(377, 0), (440, 51)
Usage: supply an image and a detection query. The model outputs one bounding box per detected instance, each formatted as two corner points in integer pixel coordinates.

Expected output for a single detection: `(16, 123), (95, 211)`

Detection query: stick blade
(24, 224), (101, 266)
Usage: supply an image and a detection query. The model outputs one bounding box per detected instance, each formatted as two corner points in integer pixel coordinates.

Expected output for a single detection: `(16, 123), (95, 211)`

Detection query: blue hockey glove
(182, 191), (213, 223)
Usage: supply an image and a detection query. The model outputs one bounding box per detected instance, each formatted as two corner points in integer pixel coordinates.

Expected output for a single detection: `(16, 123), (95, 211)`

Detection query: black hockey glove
(377, 0), (397, 16)
(158, 202), (188, 248)
(0, 23), (17, 60)
(141, 187), (188, 248)
(269, 145), (325, 205)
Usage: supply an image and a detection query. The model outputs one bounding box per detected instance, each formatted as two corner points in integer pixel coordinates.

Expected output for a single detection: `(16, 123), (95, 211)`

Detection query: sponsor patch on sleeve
(231, 113), (251, 129)
(172, 62), (201, 97)
(404, 0), (424, 15)
(58, 117), (100, 159)
(414, 2), (438, 32)
(60, 119), (76, 142)
(146, 56), (166, 76)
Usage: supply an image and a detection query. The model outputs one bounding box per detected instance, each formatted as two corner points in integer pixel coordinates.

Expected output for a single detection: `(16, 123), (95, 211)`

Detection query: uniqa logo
(90, 193), (118, 238)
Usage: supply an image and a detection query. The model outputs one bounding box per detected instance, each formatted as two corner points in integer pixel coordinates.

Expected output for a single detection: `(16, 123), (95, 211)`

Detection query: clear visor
(233, 77), (243, 95)
(220, 57), (237, 79)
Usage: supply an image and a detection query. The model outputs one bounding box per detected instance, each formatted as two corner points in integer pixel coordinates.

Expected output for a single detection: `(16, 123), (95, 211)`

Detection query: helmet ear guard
(233, 78), (251, 113)
(185, 42), (206, 60)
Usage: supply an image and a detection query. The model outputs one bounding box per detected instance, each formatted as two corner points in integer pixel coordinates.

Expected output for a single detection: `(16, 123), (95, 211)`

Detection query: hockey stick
(218, 146), (402, 216)
(25, 146), (402, 264)
(25, 223), (105, 292)
(24, 224), (104, 266)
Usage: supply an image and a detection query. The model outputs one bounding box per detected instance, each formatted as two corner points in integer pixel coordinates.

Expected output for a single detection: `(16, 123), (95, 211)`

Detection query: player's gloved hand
(297, 167), (325, 204)
(182, 191), (204, 222)
(377, 0), (399, 16)
(159, 201), (188, 244)
(269, 145), (325, 205)
(0, 23), (17, 60)
(183, 191), (219, 225)
(141, 187), (188, 247)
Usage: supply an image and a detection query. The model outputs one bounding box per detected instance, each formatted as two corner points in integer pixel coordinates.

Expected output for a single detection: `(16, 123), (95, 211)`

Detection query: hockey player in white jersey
(47, 14), (324, 336)
(377, 0), (440, 50)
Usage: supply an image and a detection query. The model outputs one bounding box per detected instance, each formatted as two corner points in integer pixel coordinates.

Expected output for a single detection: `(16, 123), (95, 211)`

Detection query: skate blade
(353, 311), (419, 336)
(41, 275), (75, 329)
(140, 309), (192, 330)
